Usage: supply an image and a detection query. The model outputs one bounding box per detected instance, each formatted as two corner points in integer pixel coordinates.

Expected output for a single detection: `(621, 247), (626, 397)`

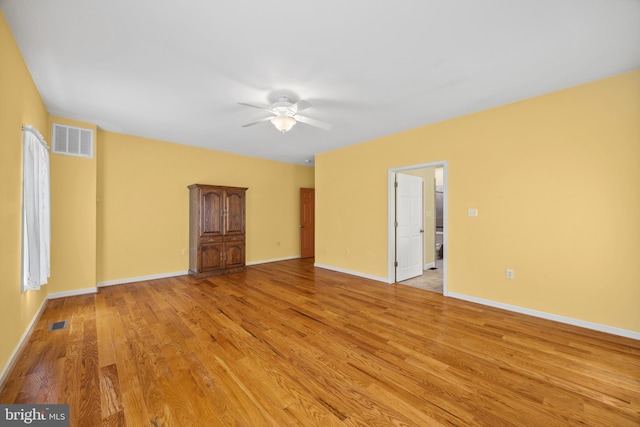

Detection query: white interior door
(396, 173), (423, 281)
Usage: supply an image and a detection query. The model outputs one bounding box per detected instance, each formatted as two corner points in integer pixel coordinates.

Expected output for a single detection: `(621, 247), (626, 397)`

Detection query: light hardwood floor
(1, 259), (639, 426)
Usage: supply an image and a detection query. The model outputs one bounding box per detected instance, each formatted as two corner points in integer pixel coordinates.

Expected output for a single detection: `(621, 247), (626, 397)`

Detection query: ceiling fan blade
(294, 114), (332, 130)
(291, 99), (312, 113)
(238, 102), (273, 112)
(241, 116), (273, 127)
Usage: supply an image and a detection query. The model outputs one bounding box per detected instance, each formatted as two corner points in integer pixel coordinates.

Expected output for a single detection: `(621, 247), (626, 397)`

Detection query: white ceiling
(2, 0), (639, 166)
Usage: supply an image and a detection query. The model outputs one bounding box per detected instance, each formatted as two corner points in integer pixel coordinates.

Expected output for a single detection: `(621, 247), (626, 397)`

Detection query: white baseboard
(0, 296), (48, 389)
(247, 256), (300, 266)
(314, 263), (388, 284)
(97, 260), (302, 287)
(97, 270), (189, 288)
(448, 292), (640, 341)
(424, 262), (436, 270)
(48, 287), (97, 299)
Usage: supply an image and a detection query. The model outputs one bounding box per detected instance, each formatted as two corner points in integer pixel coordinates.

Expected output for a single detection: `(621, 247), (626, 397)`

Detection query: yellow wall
(0, 11), (50, 377)
(97, 131), (314, 283)
(48, 117), (98, 294)
(316, 70), (640, 333)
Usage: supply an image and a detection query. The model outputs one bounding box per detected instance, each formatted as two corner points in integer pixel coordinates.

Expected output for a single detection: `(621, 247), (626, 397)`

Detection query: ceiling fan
(239, 97), (332, 133)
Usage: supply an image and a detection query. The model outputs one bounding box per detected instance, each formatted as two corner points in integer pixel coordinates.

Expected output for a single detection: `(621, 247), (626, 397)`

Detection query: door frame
(387, 161), (448, 295)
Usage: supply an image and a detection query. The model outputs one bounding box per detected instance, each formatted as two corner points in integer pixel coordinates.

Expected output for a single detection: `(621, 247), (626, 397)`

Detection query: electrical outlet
(277, 241), (280, 247)
(182, 248), (188, 255)
(506, 269), (514, 280)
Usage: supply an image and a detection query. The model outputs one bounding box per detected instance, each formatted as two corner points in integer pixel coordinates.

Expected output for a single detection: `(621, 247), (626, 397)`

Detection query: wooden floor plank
(1, 259), (639, 426)
(78, 294), (102, 426)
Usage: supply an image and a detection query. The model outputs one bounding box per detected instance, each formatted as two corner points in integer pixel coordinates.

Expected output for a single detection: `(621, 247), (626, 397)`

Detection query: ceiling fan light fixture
(271, 116), (296, 133)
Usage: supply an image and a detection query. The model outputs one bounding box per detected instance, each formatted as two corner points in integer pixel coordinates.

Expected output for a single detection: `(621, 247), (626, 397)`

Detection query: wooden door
(200, 243), (223, 272)
(224, 240), (245, 269)
(224, 188), (246, 236)
(201, 188), (224, 237)
(300, 188), (315, 258)
(396, 173), (424, 281)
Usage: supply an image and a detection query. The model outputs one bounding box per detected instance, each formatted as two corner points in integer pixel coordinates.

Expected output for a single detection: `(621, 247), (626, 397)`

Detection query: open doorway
(388, 161), (447, 295)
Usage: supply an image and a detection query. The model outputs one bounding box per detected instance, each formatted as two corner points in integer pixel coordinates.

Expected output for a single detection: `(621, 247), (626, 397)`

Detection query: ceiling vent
(51, 123), (94, 158)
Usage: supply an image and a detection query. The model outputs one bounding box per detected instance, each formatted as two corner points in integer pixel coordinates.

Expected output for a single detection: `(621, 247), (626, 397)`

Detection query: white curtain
(22, 125), (51, 292)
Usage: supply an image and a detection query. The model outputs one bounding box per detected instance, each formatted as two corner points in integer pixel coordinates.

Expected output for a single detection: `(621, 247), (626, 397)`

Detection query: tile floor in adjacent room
(398, 259), (444, 293)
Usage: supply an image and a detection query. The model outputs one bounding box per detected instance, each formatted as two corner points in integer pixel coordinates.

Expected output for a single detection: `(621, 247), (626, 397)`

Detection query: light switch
(468, 208), (478, 217)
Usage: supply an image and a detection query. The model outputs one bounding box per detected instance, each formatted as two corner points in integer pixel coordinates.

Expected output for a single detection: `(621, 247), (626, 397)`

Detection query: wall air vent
(51, 123), (94, 158)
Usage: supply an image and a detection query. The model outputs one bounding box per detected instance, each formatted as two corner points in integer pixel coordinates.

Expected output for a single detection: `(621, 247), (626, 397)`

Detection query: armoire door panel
(202, 189), (223, 236)
(224, 240), (245, 269)
(225, 190), (245, 235)
(200, 243), (223, 271)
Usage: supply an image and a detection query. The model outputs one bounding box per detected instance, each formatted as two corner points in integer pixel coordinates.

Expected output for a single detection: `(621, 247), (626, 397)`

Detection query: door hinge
(394, 261), (398, 267)
(394, 182), (398, 188)
(394, 221), (398, 228)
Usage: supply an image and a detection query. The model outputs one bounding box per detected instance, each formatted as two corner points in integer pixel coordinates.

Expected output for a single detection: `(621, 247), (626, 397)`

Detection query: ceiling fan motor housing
(239, 96), (331, 131)
(272, 97), (295, 116)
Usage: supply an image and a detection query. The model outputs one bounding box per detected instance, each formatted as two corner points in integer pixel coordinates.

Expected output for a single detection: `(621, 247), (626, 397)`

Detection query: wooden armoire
(188, 184), (248, 278)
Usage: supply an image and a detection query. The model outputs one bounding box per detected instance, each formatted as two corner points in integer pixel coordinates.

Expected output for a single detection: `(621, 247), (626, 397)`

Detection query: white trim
(424, 262), (436, 270)
(247, 256), (300, 265)
(97, 270), (188, 287)
(448, 292), (640, 340)
(0, 297), (47, 389)
(48, 287), (97, 299)
(314, 263), (388, 284)
(388, 161), (448, 292)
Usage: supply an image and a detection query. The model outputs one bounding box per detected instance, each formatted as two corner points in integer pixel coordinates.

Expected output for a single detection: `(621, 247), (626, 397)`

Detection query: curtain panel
(22, 125), (51, 292)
